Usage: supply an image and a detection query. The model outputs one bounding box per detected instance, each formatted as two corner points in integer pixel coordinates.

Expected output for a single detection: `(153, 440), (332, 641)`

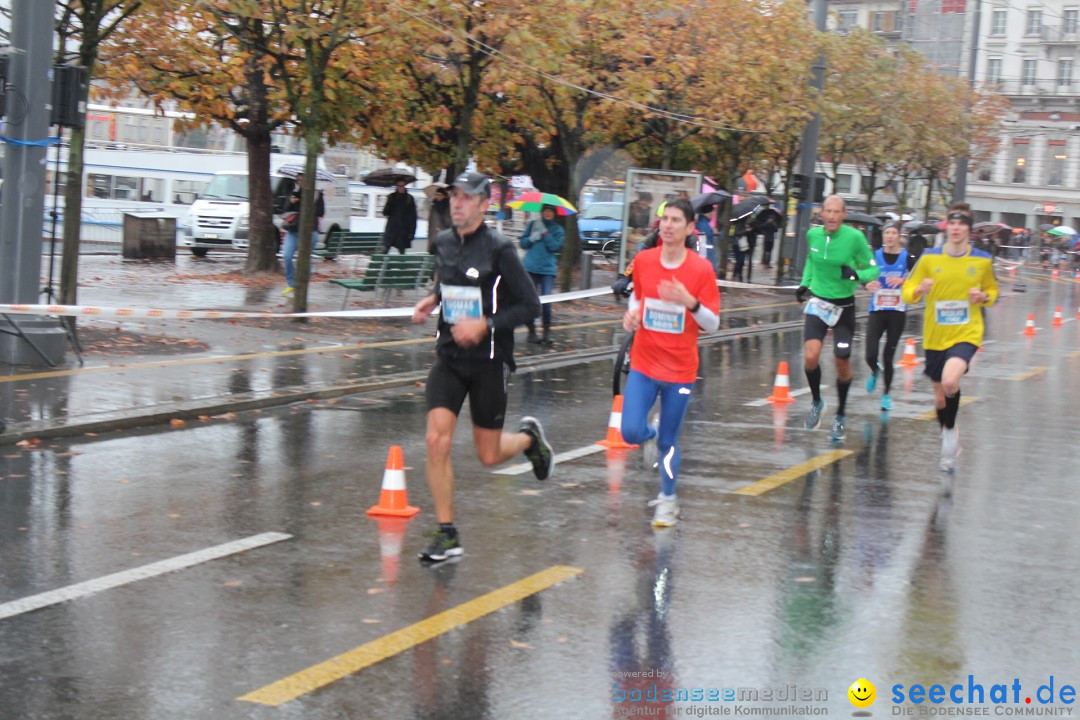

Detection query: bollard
(580, 251), (594, 290)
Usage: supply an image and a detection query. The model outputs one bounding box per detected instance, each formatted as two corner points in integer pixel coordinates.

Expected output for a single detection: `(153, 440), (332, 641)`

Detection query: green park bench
(329, 253), (436, 308)
(314, 231), (384, 261)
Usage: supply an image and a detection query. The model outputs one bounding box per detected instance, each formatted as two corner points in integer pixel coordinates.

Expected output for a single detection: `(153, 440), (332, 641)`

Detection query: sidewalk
(1, 253), (792, 444)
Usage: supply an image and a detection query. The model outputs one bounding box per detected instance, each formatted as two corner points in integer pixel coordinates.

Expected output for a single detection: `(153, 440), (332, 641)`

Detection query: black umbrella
(731, 194), (772, 221)
(905, 222), (940, 236)
(690, 190), (732, 213)
(845, 211), (883, 226)
(363, 167), (418, 187)
(1038, 223), (1055, 231)
(747, 205), (783, 230)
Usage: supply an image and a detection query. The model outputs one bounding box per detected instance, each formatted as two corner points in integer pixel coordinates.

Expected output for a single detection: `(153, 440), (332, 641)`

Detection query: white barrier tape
(718, 279), (800, 290)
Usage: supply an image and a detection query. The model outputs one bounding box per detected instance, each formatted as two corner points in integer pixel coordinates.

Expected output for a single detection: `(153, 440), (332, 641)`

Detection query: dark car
(578, 202), (624, 259)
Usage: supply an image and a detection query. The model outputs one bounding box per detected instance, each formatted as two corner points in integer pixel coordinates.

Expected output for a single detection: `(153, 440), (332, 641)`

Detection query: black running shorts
(425, 357), (510, 430)
(803, 300), (857, 359)
(923, 342), (978, 382)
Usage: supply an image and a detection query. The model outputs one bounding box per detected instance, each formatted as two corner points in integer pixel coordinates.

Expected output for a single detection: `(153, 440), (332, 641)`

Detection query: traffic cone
(597, 395), (638, 448)
(1023, 313), (1038, 336)
(772, 403), (790, 445)
(367, 445), (419, 517)
(373, 517), (409, 585)
(1052, 306), (1064, 327)
(898, 338), (920, 367)
(767, 361), (797, 403)
(1076, 307), (1080, 320)
(1009, 265), (1018, 277)
(1052, 268), (1060, 279)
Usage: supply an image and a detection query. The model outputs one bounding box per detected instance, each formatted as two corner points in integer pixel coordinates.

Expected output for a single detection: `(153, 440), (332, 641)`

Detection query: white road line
(0, 531), (291, 622)
(744, 385), (830, 407)
(492, 444), (607, 475)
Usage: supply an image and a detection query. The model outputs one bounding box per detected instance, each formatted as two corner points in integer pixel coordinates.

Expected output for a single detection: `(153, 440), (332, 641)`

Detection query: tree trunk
(244, 131), (278, 273)
(59, 123), (87, 307)
(864, 166), (877, 214)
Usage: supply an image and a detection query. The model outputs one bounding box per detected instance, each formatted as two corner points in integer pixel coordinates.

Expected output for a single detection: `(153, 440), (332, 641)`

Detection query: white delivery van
(181, 167), (350, 257)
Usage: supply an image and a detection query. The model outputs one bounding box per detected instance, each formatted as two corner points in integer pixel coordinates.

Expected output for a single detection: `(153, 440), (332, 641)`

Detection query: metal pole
(952, 0), (982, 202)
(789, 0), (828, 280)
(0, 0), (67, 366)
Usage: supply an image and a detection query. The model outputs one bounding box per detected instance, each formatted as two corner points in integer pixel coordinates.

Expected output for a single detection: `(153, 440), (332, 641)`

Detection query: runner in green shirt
(795, 195), (879, 440)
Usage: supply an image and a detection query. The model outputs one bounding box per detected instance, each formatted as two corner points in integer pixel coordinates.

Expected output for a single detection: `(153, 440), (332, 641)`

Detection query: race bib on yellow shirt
(934, 300), (970, 326)
(441, 285), (482, 324)
(642, 297), (686, 334)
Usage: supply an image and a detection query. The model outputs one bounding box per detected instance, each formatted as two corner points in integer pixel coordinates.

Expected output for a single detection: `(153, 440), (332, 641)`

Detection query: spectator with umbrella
(382, 180), (417, 254)
(519, 204), (565, 345)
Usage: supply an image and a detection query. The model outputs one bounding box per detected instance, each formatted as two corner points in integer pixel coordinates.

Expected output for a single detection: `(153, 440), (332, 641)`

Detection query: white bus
(349, 183), (429, 242)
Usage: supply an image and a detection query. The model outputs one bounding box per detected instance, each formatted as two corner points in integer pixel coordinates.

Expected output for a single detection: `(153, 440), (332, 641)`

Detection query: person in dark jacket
(281, 173), (324, 295)
(382, 180), (417, 254)
(425, 186), (451, 254)
(520, 204), (565, 344)
(411, 171), (553, 564)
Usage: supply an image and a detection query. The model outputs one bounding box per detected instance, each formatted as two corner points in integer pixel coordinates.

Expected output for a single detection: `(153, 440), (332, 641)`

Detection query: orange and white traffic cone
(1076, 306), (1080, 320)
(898, 338), (920, 367)
(1023, 313), (1038, 336)
(597, 395), (638, 449)
(767, 361), (797, 403)
(1052, 268), (1060, 279)
(367, 445), (419, 518)
(373, 517), (409, 585)
(1052, 306), (1065, 327)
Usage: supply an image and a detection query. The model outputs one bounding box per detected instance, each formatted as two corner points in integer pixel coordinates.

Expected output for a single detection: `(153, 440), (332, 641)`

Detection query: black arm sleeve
(491, 243), (541, 332)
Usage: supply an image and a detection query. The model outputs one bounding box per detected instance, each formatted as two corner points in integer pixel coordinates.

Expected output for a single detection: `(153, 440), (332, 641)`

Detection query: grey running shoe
(830, 414), (846, 441)
(804, 398), (826, 430)
(519, 416), (554, 480)
(649, 495), (679, 528)
(940, 427), (959, 472)
(418, 528), (463, 563)
(642, 414), (660, 470)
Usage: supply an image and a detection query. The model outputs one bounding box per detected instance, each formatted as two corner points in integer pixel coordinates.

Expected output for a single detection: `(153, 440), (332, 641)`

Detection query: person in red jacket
(620, 198), (721, 528)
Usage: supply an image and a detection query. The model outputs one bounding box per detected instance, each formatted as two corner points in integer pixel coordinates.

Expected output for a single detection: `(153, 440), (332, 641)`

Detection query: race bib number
(642, 297), (686, 334)
(441, 285), (482, 324)
(804, 296), (843, 327)
(874, 288), (902, 308)
(934, 300), (970, 326)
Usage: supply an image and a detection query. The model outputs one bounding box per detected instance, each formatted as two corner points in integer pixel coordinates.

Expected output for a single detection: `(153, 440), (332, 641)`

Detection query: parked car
(578, 201), (624, 260)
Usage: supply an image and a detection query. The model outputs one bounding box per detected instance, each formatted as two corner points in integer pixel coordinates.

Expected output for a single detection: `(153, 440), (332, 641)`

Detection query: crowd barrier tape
(0, 279), (799, 322)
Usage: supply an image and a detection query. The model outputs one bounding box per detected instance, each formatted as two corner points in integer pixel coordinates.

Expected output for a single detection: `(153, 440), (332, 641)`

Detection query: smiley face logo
(848, 678), (876, 708)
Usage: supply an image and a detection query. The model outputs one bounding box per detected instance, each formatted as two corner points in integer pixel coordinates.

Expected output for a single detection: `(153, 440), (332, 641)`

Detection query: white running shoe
(940, 427), (959, 472)
(648, 494), (679, 527)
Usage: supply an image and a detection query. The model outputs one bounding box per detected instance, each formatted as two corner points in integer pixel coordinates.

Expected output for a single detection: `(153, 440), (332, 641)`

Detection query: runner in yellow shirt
(901, 202), (998, 472)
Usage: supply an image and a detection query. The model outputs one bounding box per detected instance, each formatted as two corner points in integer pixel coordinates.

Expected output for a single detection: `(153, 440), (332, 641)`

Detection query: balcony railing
(1041, 24), (1080, 43)
(983, 79), (1079, 96)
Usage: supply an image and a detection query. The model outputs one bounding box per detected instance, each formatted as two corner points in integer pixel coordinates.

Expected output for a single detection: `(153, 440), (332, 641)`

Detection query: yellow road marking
(0, 302), (799, 385)
(1009, 367), (1047, 381)
(733, 450), (853, 496)
(915, 396), (979, 421)
(237, 565), (584, 707)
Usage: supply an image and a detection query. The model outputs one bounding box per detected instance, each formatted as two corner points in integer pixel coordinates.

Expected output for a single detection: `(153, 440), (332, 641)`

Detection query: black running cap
(452, 171), (492, 198)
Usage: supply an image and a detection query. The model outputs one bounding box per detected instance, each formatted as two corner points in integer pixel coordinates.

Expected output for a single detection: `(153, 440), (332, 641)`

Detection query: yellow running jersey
(901, 247), (998, 351)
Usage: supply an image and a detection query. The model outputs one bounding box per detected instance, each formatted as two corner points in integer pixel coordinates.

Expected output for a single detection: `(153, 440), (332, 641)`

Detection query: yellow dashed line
(1009, 367), (1047, 381)
(915, 396), (979, 420)
(733, 450), (853, 496)
(237, 565), (584, 707)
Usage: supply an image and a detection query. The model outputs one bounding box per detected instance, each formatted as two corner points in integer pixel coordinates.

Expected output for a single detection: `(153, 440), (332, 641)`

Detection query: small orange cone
(367, 446), (419, 517)
(1009, 265), (1018, 276)
(1076, 307), (1080, 320)
(373, 517), (409, 584)
(767, 361), (797, 403)
(597, 395), (638, 448)
(1052, 268), (1060, 279)
(898, 338), (920, 367)
(1023, 313), (1038, 336)
(1052, 306), (1064, 327)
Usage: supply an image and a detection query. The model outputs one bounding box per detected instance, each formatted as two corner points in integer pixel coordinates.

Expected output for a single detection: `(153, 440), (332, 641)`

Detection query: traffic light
(789, 173), (809, 200)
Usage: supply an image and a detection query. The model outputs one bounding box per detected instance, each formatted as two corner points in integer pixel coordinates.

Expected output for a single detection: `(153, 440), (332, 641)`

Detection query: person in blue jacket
(864, 221), (915, 411)
(520, 204), (565, 345)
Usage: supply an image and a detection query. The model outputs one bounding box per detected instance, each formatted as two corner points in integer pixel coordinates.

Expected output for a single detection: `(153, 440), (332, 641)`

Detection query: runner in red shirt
(621, 198), (721, 527)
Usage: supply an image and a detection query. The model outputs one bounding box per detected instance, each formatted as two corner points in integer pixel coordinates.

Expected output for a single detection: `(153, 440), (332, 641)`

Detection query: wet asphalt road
(1, 271), (1079, 719)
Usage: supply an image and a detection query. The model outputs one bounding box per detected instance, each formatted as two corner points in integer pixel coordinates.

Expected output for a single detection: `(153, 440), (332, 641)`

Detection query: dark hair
(665, 198), (695, 224)
(948, 201), (972, 217)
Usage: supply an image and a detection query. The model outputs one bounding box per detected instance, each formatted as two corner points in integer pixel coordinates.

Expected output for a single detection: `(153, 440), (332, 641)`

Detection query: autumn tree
(54, 0), (144, 307)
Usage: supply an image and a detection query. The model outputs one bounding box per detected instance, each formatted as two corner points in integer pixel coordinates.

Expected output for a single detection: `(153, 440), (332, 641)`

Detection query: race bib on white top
(804, 296), (843, 327)
(441, 285), (483, 324)
(874, 288), (902, 308)
(642, 297), (686, 334)
(934, 300), (970, 326)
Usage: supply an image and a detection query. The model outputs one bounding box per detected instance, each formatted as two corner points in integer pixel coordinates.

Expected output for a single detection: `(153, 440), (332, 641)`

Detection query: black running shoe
(418, 528), (463, 563)
(518, 416), (555, 481)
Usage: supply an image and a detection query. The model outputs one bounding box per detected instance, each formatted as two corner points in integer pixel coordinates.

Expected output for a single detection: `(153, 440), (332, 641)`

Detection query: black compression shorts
(803, 299), (857, 359)
(425, 356), (510, 430)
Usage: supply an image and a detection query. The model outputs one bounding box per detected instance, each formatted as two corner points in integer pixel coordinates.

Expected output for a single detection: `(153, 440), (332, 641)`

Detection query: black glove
(795, 286), (810, 303)
(840, 265), (858, 281)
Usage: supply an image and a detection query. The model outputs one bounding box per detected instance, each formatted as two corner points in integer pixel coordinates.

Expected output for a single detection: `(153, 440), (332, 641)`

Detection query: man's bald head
(822, 195), (846, 233)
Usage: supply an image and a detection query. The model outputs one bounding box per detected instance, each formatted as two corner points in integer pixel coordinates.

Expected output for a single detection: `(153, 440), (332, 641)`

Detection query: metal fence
(40, 208), (186, 254)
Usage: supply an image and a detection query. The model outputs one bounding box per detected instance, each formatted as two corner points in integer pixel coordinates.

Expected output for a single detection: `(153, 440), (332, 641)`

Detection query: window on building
(1058, 58), (1074, 86)
(992, 8), (1008, 35)
(873, 11), (885, 31)
(1023, 59), (1038, 85)
(1011, 144), (1028, 183)
(139, 178), (164, 203)
(1047, 143), (1067, 185)
(837, 9), (857, 28)
(1026, 8), (1042, 35)
(988, 57), (1003, 84)
(1065, 8), (1078, 33)
(86, 173), (111, 199)
(977, 166), (993, 182)
(113, 175), (139, 201)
